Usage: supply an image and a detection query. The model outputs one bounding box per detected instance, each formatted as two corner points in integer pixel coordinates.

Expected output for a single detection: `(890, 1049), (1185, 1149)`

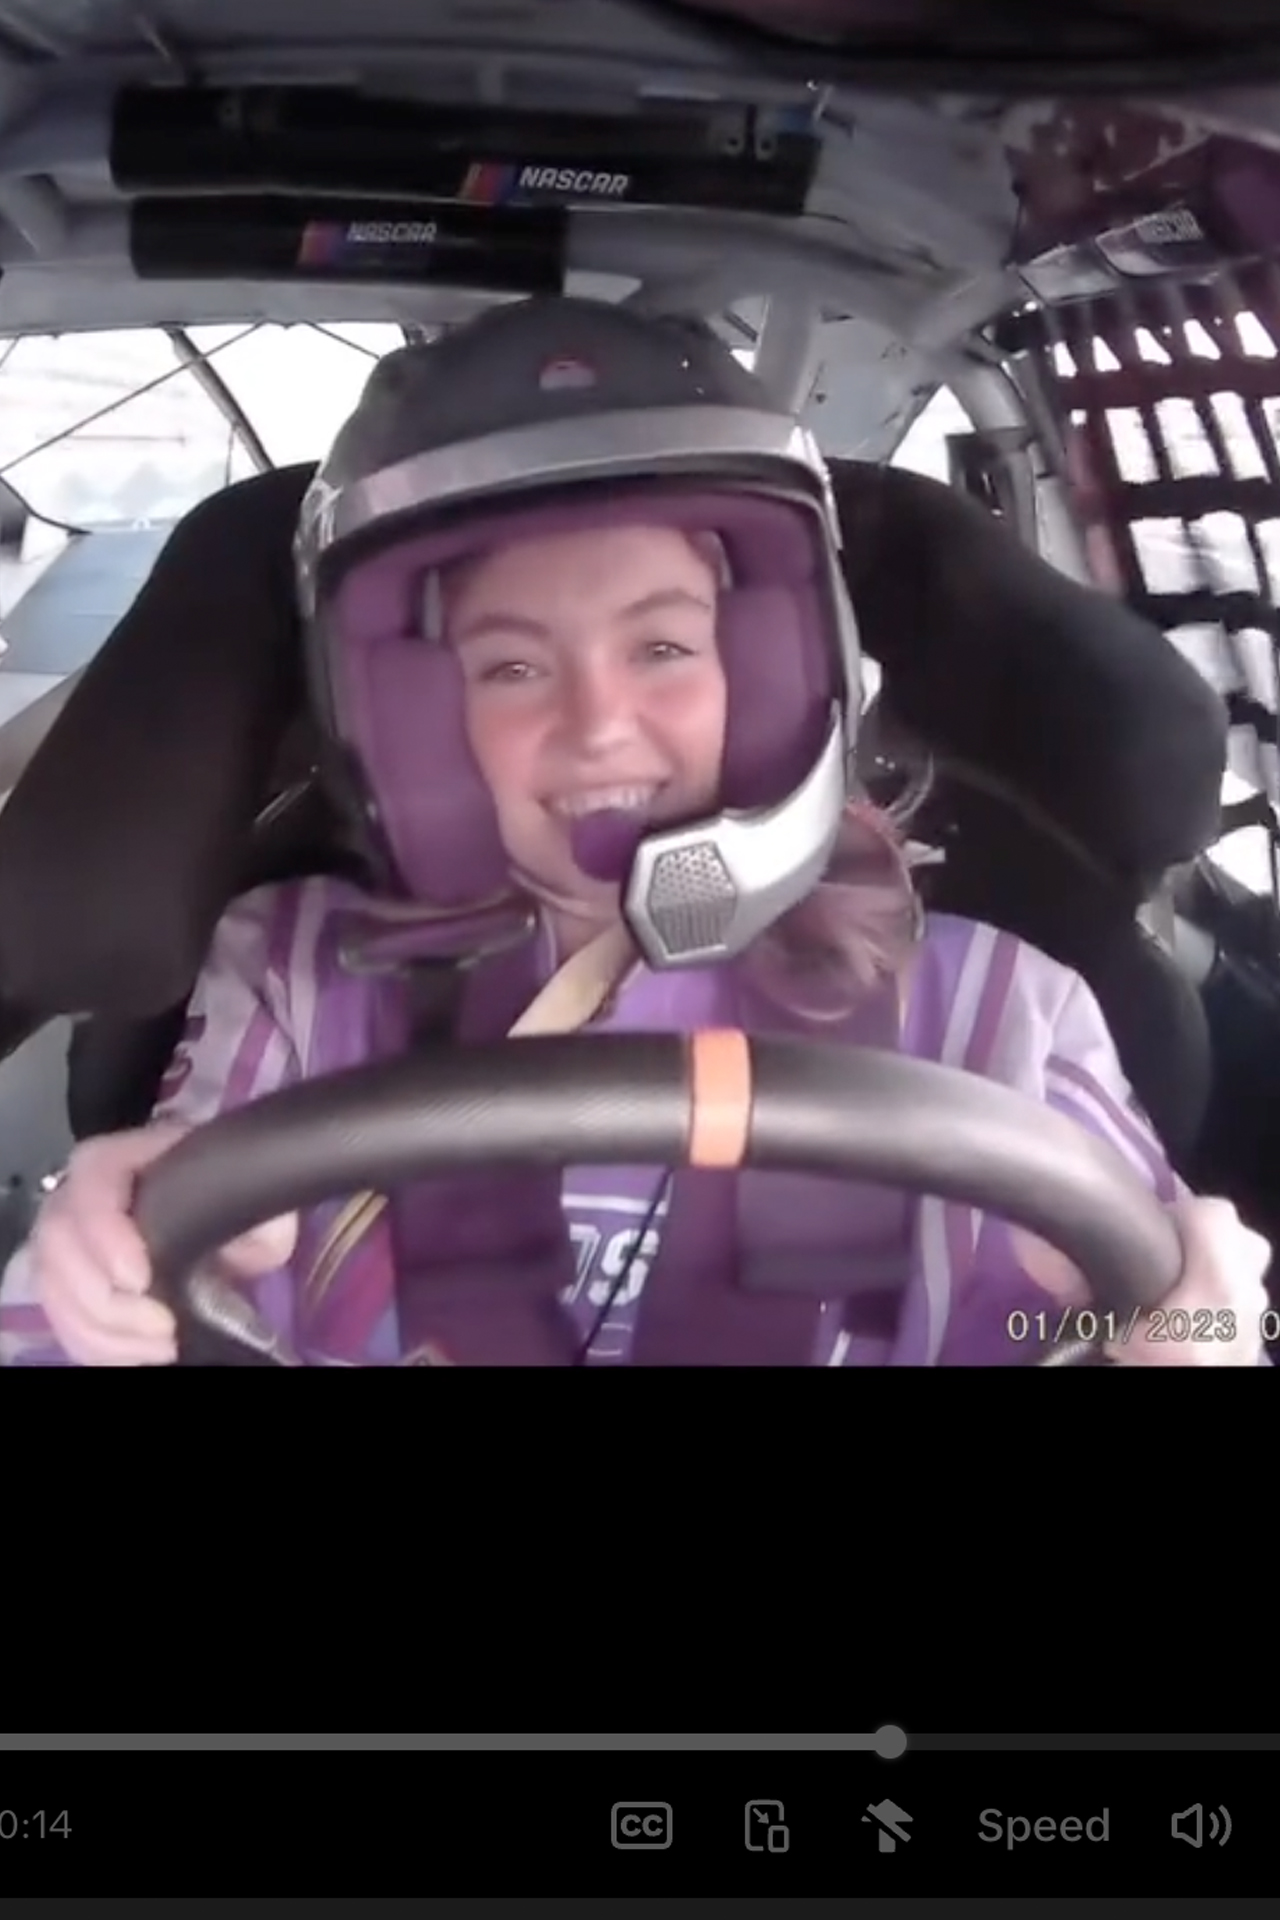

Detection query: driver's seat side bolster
(65, 1005), (187, 1141)
(0, 668), (87, 806)
(65, 764), (363, 1138)
(833, 461), (1227, 885)
(903, 781), (1212, 1169)
(0, 462), (318, 1027)
(834, 461), (1224, 1166)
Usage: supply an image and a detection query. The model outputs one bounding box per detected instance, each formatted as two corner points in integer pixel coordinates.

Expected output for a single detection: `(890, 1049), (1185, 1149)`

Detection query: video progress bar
(0, 1730), (910, 1754)
(3, 1730), (1272, 1752)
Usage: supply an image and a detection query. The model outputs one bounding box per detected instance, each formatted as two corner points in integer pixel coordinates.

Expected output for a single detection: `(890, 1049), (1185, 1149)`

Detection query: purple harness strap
(352, 922), (912, 1366)
(627, 969), (910, 1366)
(370, 928), (582, 1365)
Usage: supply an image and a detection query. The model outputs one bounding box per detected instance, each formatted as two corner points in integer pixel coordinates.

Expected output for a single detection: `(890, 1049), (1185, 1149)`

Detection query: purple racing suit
(0, 877), (1181, 1366)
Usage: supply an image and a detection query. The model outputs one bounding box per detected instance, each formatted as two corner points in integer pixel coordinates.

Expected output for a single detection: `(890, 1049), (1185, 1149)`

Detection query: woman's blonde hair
(693, 526), (930, 1018)
(743, 792), (928, 1023)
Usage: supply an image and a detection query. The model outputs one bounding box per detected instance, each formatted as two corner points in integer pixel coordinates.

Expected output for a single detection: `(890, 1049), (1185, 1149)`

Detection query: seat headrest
(0, 464), (315, 1019)
(0, 456), (1230, 1028)
(831, 462), (1228, 888)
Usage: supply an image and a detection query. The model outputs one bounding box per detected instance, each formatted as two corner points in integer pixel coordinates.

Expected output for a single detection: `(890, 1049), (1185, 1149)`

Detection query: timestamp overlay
(1, 1729), (1275, 1899)
(1005, 1304), (1274, 1352)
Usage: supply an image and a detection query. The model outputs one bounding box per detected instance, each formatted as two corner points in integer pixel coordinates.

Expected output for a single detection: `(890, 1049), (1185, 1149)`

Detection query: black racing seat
(833, 461), (1228, 1168)
(0, 458), (1228, 1166)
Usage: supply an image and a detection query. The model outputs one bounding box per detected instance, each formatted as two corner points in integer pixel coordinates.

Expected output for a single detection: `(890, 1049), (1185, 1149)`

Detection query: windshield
(0, 322), (406, 527)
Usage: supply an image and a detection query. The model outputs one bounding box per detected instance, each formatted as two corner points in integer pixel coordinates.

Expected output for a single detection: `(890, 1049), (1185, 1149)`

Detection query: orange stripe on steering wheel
(687, 1028), (754, 1169)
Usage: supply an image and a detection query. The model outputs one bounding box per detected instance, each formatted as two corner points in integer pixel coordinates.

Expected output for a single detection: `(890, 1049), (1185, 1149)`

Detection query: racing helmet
(294, 294), (863, 969)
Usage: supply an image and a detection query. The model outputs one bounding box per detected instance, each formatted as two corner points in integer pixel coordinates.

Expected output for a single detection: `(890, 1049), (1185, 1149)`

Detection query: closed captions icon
(612, 1803), (672, 1850)
(1171, 1805), (1231, 1848)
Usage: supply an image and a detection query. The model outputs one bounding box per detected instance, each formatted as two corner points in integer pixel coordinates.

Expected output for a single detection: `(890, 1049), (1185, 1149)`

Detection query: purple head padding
(327, 491), (837, 909)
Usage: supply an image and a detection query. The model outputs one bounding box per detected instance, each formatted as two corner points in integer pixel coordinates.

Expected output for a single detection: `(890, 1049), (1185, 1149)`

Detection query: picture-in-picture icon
(745, 1800), (790, 1853)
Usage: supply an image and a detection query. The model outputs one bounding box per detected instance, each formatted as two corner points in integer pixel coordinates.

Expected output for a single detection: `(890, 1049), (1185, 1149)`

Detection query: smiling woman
(445, 523), (729, 959)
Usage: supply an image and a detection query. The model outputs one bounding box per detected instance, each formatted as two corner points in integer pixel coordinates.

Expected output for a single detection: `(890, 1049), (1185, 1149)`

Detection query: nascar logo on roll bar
(461, 161), (632, 204)
(344, 219), (440, 243)
(297, 218), (440, 266)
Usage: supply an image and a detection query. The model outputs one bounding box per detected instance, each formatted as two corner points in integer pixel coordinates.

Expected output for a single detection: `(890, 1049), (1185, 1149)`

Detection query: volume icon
(1171, 1804), (1232, 1848)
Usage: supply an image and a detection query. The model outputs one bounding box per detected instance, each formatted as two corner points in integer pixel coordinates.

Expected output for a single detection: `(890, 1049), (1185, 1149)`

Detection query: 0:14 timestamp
(0, 1810), (71, 1839)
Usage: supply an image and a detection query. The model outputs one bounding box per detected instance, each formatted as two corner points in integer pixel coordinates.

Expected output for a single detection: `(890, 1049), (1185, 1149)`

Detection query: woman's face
(448, 523), (728, 916)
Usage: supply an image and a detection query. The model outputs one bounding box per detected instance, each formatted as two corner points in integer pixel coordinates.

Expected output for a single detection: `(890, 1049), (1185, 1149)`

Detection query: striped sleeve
(998, 966), (1180, 1338)
(934, 936), (1181, 1365)
(1042, 971), (1179, 1204)
(149, 886), (305, 1127)
(0, 1246), (61, 1366)
(1030, 976), (1279, 1360)
(0, 888), (306, 1367)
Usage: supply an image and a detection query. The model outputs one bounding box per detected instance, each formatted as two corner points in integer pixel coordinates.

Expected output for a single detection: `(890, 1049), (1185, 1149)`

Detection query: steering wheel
(131, 1031), (1185, 1367)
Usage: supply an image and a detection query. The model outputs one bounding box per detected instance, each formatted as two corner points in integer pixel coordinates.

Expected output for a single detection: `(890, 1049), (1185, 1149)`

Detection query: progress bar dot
(874, 1724), (908, 1758)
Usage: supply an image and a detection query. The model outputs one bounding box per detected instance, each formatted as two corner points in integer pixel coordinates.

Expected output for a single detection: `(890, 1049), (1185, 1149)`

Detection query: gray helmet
(295, 294), (861, 969)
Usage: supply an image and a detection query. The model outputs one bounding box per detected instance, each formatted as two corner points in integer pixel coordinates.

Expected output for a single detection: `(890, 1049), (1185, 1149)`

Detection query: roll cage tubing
(162, 324), (272, 475)
(0, 318), (435, 519)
